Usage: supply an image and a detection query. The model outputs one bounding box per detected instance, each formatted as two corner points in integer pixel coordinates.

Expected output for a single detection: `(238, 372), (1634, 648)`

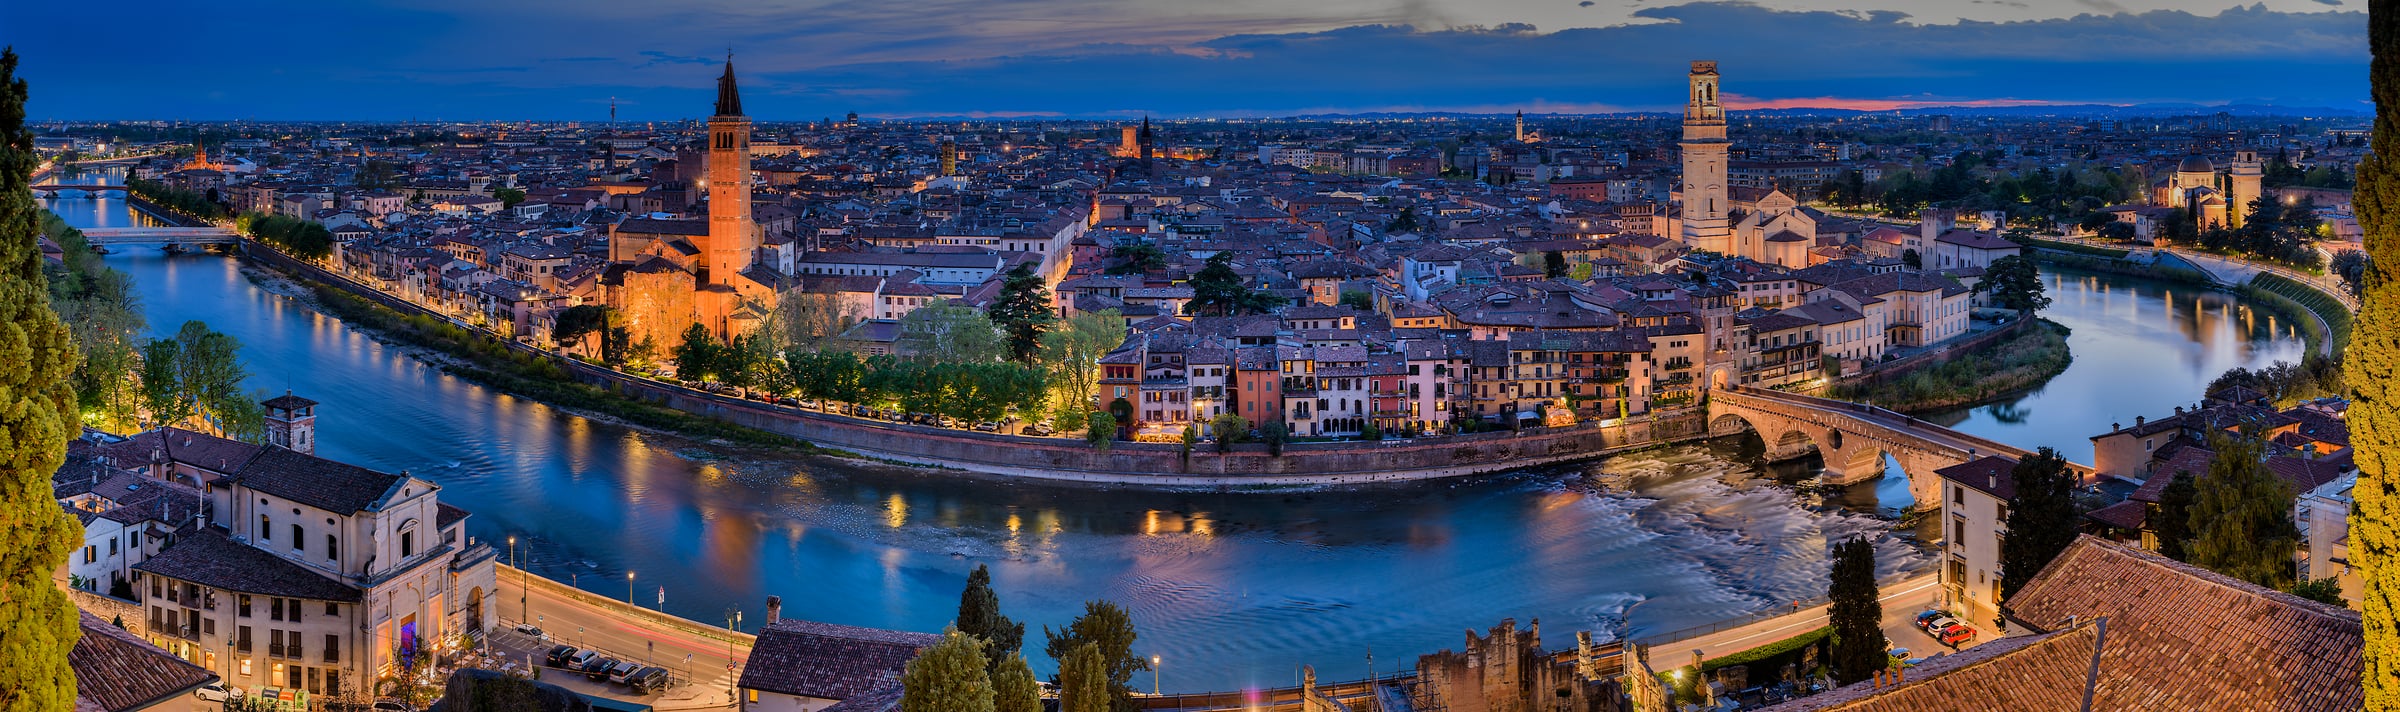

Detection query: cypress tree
(1825, 535), (1886, 685)
(2154, 471), (2199, 562)
(0, 46), (87, 711)
(1059, 642), (1110, 712)
(1999, 448), (2078, 600)
(956, 564), (1025, 672)
(991, 652), (1041, 712)
(899, 629), (995, 712)
(2189, 436), (2301, 588)
(2357, 0), (2400, 704)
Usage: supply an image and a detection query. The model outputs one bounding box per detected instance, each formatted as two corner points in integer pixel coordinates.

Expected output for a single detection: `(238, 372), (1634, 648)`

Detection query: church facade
(603, 59), (781, 349)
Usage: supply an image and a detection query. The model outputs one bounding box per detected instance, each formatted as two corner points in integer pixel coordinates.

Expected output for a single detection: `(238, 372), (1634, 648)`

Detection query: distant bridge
(30, 184), (130, 195)
(1707, 386), (2094, 507)
(77, 227), (237, 247)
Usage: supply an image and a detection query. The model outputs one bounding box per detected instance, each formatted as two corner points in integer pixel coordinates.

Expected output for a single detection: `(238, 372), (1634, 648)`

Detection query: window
(400, 530), (415, 558)
(326, 634), (340, 663)
(238, 626), (253, 654)
(271, 598), (284, 621)
(327, 534), (338, 562)
(238, 595), (252, 618)
(108, 538), (117, 556)
(204, 618), (215, 635)
(290, 599), (302, 623)
(326, 602), (339, 616)
(239, 659), (252, 676)
(83, 546), (93, 564)
(292, 524), (304, 551)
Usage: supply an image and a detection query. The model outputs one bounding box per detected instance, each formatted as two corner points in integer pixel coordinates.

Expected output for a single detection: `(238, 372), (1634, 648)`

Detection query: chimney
(765, 595), (782, 626)
(2173, 406), (2184, 416)
(2136, 415), (2146, 428)
(2113, 422), (2121, 433)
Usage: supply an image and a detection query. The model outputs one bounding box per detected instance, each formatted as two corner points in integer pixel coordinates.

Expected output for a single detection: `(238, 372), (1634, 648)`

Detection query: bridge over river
(76, 227), (237, 248)
(1707, 386), (2096, 507)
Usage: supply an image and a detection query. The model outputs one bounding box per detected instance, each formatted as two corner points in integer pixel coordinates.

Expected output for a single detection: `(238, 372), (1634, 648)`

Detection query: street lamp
(509, 536), (526, 622)
(1151, 655), (1161, 696)
(627, 571), (636, 606)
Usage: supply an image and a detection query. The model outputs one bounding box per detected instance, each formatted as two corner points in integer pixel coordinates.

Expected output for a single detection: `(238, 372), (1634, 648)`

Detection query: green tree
(988, 265), (1055, 364)
(1179, 423), (1197, 466)
(1039, 309), (1123, 424)
(1978, 255), (2050, 314)
(493, 187), (527, 209)
(992, 652), (1041, 712)
(2189, 436), (2301, 588)
(1261, 420), (1287, 456)
(1043, 601), (1147, 712)
(671, 323), (719, 382)
(899, 628), (995, 712)
(1338, 290), (1373, 311)
(1210, 413), (1249, 453)
(1541, 250), (1567, 279)
(2359, 3), (2400, 701)
(1183, 253), (1283, 317)
(1901, 248), (1922, 270)
(1086, 411), (1115, 452)
(956, 564), (1025, 671)
(138, 337), (188, 427)
(2335, 249), (2372, 300)
(899, 300), (1004, 363)
(1058, 643), (1110, 712)
(1825, 535), (1885, 686)
(1106, 242), (1166, 275)
(2000, 448), (2078, 599)
(2288, 576), (2347, 606)
(2154, 470), (2199, 562)
(0, 46), (85, 711)
(551, 304), (612, 351)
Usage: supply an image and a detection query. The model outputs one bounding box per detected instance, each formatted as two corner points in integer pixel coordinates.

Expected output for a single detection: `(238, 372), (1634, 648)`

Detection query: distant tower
(1515, 110), (1525, 143)
(939, 138), (958, 177)
(2229, 150), (2264, 228)
(261, 392), (318, 456)
(705, 57), (757, 290)
(1679, 61), (1733, 255)
(1138, 116), (1156, 172)
(1120, 125), (1139, 157)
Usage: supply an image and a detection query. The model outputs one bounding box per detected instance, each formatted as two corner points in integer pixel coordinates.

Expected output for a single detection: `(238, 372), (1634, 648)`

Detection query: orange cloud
(1721, 93), (2079, 111)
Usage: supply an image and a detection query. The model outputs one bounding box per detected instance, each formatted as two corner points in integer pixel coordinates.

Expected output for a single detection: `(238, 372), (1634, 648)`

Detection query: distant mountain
(1728, 103), (2371, 119)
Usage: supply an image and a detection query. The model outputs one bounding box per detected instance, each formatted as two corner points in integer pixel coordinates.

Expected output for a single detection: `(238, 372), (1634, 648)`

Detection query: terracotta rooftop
(70, 611), (219, 712)
(736, 620), (941, 702)
(1752, 620), (2105, 712)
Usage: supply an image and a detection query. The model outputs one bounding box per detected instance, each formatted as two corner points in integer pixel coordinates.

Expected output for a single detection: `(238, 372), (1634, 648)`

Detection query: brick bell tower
(705, 56), (756, 287)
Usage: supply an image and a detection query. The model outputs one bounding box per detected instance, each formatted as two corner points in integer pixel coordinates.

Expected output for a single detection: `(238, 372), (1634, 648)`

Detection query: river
(36, 169), (2305, 690)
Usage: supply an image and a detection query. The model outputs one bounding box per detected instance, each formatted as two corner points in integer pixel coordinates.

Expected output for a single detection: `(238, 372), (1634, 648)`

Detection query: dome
(2178, 155), (2215, 174)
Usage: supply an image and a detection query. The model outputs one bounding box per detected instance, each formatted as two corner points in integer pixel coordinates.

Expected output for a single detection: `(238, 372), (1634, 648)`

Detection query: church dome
(2178, 155), (2215, 174)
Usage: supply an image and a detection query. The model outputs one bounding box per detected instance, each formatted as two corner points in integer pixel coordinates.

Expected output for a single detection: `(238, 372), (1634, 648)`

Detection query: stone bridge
(1707, 386), (2094, 508)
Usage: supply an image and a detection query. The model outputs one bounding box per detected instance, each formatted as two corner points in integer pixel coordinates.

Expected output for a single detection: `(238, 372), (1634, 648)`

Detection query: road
(492, 565), (752, 710)
(1642, 573), (1973, 670)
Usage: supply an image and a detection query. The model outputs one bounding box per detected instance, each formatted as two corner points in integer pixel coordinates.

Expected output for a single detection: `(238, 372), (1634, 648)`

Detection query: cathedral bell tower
(704, 57), (757, 288)
(1679, 61), (1732, 256)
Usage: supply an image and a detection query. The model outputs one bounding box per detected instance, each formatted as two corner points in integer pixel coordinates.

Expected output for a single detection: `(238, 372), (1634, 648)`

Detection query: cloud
(1, 1), (2367, 119)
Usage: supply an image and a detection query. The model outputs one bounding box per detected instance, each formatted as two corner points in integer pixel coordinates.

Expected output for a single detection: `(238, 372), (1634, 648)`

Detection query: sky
(0, 0), (2369, 120)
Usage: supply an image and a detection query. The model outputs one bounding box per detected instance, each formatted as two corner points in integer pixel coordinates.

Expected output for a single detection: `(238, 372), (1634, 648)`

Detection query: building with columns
(1679, 61), (1733, 256)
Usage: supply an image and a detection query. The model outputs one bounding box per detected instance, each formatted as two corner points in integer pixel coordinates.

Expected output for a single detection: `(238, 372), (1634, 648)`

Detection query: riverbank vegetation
(1828, 319), (2072, 413)
(2244, 272), (2353, 351)
(40, 209), (262, 437)
(123, 175), (227, 220)
(277, 265), (801, 449)
(237, 211), (335, 259)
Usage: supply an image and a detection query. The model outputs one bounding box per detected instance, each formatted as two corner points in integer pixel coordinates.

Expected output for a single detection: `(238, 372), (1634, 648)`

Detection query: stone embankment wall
(248, 240), (1711, 486)
(1836, 317), (2030, 391)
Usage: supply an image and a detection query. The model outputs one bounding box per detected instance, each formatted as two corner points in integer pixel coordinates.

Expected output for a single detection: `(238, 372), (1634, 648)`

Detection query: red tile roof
(70, 611), (219, 712)
(736, 620), (941, 702)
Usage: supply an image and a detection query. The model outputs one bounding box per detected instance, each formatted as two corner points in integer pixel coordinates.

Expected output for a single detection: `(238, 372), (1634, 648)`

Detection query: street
(491, 565), (753, 711)
(1645, 573), (1984, 670)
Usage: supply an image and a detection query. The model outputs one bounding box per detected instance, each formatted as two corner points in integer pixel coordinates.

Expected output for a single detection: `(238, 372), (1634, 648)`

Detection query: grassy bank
(1831, 318), (2074, 414)
(2242, 272), (2352, 353)
(2027, 239), (2129, 258)
(262, 261), (805, 450)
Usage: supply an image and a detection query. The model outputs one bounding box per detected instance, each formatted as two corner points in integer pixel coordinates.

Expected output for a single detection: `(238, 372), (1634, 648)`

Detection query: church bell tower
(1679, 61), (1732, 256)
(705, 57), (757, 287)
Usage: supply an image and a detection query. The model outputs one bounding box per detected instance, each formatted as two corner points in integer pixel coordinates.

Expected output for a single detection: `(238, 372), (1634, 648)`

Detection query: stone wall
(1414, 618), (1627, 712)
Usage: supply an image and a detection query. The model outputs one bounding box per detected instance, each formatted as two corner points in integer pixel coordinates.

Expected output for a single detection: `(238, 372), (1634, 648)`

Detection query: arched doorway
(465, 587), (483, 632)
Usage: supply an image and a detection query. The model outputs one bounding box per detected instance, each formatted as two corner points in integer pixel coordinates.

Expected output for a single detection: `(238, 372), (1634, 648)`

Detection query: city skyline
(0, 1), (2371, 121)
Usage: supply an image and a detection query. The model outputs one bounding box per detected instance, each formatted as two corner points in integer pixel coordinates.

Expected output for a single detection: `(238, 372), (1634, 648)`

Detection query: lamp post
(1151, 655), (1161, 697)
(627, 571), (636, 606)
(509, 536), (526, 622)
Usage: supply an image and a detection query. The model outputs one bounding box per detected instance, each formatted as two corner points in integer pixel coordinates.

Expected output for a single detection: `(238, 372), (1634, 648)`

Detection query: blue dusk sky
(0, 0), (2369, 120)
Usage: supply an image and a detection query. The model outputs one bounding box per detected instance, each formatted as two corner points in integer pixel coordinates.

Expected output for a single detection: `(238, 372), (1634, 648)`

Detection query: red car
(1934, 622), (1975, 647)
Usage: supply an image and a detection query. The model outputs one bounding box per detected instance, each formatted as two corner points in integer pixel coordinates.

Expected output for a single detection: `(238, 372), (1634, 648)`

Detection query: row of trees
(238, 211), (336, 260)
(40, 211), (146, 432)
(904, 565), (1150, 712)
(2160, 197), (2327, 268)
(139, 321), (266, 441)
(1823, 152), (2139, 228)
(123, 176), (227, 219)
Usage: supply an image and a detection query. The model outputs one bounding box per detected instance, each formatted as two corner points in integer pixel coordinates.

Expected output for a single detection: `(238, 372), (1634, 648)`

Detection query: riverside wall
(243, 240), (1713, 486)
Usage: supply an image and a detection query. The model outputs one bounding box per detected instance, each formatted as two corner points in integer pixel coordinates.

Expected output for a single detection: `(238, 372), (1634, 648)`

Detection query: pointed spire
(715, 54), (743, 117)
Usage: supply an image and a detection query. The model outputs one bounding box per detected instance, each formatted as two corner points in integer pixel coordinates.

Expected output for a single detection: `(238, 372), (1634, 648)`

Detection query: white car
(193, 682), (240, 703)
(514, 623), (549, 641)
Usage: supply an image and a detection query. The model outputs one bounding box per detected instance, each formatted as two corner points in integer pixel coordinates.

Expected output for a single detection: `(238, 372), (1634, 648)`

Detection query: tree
(2189, 436), (2301, 588)
(1086, 411), (1115, 452)
(2335, 249), (2372, 299)
(671, 323), (719, 382)
(138, 337), (189, 428)
(1541, 250), (1567, 279)
(2154, 470), (2199, 562)
(1106, 242), (1166, 275)
(1210, 413), (1249, 453)
(1058, 643), (1110, 712)
(1978, 255), (2050, 314)
(765, 291), (860, 355)
(493, 187), (527, 209)
(2360, 10), (2400, 689)
(1043, 601), (1147, 712)
(1825, 536), (1885, 686)
(1261, 420), (1287, 456)
(992, 652), (1040, 712)
(1179, 423), (1197, 466)
(0, 46), (85, 711)
(1040, 310), (1122, 424)
(1338, 290), (1374, 311)
(1901, 248), (1922, 270)
(1184, 253), (1283, 317)
(2000, 448), (2078, 599)
(551, 304), (612, 351)
(988, 265), (1055, 364)
(899, 629), (995, 712)
(898, 300), (1004, 363)
(956, 564), (1025, 672)
(2289, 576), (2348, 606)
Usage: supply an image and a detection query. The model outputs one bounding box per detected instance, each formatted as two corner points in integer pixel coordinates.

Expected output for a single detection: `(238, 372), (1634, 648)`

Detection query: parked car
(371, 701), (412, 712)
(1936, 622), (1976, 647)
(514, 623), (548, 641)
(627, 667), (671, 694)
(974, 422), (1000, 432)
(584, 656), (621, 680)
(608, 660), (643, 684)
(194, 682), (241, 703)
(1886, 648), (1910, 662)
(1918, 614), (1963, 635)
(545, 645), (580, 667)
(1027, 423), (1055, 436)
(1913, 610), (1947, 630)
(563, 649), (598, 671)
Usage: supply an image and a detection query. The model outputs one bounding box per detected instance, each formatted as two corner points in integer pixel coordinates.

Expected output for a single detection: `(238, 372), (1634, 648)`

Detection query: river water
(38, 169), (2304, 690)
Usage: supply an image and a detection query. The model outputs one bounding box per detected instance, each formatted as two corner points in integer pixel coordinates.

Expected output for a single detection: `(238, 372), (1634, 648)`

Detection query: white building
(1936, 455), (2017, 628)
(2297, 472), (2360, 608)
